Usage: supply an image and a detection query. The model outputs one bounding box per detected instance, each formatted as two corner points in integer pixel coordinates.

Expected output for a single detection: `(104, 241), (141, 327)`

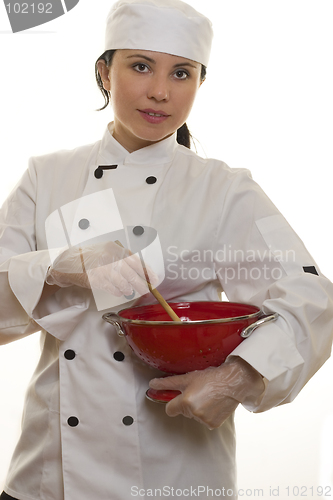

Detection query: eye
(173, 69), (190, 80)
(133, 63), (150, 73)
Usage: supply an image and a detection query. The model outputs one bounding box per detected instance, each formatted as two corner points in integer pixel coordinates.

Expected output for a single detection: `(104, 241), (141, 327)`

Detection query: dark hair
(95, 50), (207, 150)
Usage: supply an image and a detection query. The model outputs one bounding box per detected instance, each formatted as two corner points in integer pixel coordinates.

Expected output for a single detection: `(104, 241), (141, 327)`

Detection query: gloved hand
(46, 241), (158, 297)
(149, 356), (265, 430)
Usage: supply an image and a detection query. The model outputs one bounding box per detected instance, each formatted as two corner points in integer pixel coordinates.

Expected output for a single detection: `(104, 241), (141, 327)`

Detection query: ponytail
(177, 123), (191, 149)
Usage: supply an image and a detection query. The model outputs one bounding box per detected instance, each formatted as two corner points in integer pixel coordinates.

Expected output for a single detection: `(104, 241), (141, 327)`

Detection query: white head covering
(105, 0), (213, 67)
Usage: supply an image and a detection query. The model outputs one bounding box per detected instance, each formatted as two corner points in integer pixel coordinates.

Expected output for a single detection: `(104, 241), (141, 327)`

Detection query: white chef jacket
(1, 123), (333, 500)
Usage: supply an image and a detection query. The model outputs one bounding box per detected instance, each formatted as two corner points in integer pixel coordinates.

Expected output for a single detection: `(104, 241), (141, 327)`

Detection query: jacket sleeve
(213, 169), (333, 412)
(0, 159), (90, 345)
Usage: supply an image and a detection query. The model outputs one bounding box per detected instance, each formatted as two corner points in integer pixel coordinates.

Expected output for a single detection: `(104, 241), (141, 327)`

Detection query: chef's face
(97, 49), (202, 152)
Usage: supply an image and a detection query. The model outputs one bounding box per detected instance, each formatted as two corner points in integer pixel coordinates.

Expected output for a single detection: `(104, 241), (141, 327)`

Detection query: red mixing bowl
(103, 301), (277, 402)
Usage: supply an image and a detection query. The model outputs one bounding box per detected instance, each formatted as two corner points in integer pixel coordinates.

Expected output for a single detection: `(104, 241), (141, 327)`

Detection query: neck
(109, 121), (173, 153)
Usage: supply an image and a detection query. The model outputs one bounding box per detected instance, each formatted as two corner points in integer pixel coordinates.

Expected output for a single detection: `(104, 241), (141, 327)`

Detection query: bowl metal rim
(102, 301), (262, 326)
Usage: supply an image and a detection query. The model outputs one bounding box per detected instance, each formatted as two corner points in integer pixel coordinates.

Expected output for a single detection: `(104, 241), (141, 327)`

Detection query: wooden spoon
(115, 240), (182, 322)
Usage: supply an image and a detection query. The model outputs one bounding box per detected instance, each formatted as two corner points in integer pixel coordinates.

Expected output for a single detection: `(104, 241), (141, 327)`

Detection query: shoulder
(28, 139), (100, 175)
(174, 143), (252, 183)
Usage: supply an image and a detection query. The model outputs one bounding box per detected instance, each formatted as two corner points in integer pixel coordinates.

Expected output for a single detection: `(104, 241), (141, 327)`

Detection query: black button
(122, 416), (134, 426)
(133, 226), (144, 236)
(64, 349), (76, 360)
(113, 351), (125, 362)
(94, 168), (103, 179)
(67, 416), (79, 427)
(78, 218), (90, 230)
(146, 176), (157, 184)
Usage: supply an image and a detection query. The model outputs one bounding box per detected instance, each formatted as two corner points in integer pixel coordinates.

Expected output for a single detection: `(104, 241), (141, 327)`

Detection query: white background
(0, 0), (333, 498)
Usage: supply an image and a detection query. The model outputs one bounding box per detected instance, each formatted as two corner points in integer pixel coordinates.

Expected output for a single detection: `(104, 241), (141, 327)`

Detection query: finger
(149, 373), (190, 392)
(164, 392), (207, 422)
(109, 263), (141, 295)
(104, 244), (159, 292)
(122, 253), (159, 286)
(88, 261), (142, 296)
(117, 259), (150, 295)
(207, 400), (240, 429)
(115, 252), (149, 281)
(165, 394), (185, 418)
(192, 397), (240, 429)
(51, 270), (91, 288)
(99, 242), (147, 281)
(87, 268), (124, 296)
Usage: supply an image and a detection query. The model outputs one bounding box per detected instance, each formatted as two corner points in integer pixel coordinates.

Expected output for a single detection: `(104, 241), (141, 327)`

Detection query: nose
(147, 75), (169, 102)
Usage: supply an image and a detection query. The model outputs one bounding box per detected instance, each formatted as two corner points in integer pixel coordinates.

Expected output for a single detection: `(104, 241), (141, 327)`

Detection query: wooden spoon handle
(148, 286), (182, 322)
(115, 241), (182, 322)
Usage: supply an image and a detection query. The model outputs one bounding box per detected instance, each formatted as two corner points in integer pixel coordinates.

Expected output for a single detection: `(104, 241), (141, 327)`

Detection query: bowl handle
(102, 313), (125, 337)
(240, 312), (279, 339)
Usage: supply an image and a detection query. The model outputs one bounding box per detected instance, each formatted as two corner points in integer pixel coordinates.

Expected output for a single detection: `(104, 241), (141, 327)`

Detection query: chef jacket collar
(97, 122), (178, 166)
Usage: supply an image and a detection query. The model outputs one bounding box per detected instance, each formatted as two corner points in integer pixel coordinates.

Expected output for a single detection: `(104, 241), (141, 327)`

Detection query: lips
(140, 109), (170, 117)
(138, 109), (170, 124)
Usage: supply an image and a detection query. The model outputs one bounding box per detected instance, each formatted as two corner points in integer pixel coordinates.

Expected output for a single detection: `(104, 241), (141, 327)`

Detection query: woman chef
(1, 0), (333, 499)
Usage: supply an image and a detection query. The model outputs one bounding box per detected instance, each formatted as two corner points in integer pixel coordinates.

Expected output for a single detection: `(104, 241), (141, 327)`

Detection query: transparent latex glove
(149, 357), (265, 430)
(46, 241), (158, 297)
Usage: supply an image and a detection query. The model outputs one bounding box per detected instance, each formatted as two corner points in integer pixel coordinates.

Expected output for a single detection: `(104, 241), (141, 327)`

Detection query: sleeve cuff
(8, 251), (91, 341)
(8, 250), (52, 315)
(229, 318), (304, 412)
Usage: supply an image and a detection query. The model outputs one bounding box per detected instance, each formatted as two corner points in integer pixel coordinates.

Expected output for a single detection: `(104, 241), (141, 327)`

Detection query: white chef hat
(105, 0), (213, 67)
